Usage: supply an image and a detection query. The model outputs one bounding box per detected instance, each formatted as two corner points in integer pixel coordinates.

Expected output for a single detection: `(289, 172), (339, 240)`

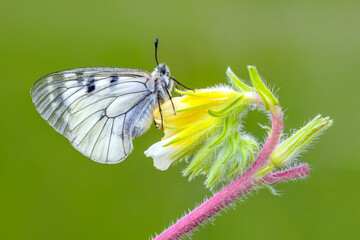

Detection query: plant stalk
(154, 106), (286, 240)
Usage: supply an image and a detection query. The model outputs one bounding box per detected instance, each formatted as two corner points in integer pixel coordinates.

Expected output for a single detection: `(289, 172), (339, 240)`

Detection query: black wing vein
(90, 119), (109, 158)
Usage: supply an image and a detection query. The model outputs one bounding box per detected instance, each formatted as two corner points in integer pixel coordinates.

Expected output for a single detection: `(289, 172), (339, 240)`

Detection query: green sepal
(226, 67), (254, 93)
(207, 116), (233, 148)
(248, 66), (279, 110)
(208, 95), (244, 117)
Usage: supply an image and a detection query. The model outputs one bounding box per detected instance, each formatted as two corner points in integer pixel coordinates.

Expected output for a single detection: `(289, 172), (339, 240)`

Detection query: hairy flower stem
(262, 164), (311, 184)
(154, 106), (289, 240)
(243, 106), (284, 178)
(155, 177), (258, 240)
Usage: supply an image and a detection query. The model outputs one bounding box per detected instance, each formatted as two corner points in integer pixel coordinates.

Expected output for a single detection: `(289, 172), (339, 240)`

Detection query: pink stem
(244, 107), (284, 177)
(155, 177), (258, 240)
(154, 107), (285, 240)
(262, 164), (311, 184)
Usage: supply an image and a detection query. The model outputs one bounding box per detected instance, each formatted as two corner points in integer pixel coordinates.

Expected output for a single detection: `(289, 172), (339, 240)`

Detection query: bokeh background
(1, 0), (359, 239)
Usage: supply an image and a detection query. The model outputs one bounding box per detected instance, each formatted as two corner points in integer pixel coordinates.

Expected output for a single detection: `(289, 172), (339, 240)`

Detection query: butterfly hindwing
(31, 67), (158, 163)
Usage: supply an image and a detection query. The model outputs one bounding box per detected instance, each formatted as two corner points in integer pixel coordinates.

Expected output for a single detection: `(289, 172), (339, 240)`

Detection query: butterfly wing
(31, 67), (158, 163)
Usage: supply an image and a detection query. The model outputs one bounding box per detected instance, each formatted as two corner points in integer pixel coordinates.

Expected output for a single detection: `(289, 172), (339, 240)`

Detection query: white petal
(144, 138), (180, 170)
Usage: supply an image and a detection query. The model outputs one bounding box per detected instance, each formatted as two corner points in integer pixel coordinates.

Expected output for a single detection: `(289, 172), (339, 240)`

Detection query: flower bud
(270, 115), (333, 167)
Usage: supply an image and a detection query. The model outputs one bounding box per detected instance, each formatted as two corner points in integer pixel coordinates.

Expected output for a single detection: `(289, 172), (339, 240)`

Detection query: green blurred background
(1, 0), (359, 239)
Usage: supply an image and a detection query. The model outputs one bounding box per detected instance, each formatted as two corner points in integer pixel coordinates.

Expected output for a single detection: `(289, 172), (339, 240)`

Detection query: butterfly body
(31, 63), (173, 164)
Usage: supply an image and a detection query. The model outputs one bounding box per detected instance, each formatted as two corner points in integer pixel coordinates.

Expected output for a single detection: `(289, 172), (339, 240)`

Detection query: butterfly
(30, 39), (191, 164)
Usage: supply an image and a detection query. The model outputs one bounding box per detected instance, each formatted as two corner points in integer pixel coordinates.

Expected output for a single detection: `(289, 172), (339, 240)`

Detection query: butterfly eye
(160, 67), (166, 75)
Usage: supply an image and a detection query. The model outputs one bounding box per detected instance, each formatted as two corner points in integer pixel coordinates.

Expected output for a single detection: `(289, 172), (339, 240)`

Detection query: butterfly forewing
(31, 67), (158, 164)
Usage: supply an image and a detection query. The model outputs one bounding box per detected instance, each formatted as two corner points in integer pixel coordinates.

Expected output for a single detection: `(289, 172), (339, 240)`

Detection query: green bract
(183, 114), (258, 189)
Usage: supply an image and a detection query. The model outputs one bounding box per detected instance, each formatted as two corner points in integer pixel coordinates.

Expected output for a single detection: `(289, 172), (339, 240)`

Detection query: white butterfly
(31, 39), (188, 164)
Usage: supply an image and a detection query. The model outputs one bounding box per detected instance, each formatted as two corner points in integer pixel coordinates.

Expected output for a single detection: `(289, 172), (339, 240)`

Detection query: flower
(144, 87), (256, 165)
(145, 66), (278, 188)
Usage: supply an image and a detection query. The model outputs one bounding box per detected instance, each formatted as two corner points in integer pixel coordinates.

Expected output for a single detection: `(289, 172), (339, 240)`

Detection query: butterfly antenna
(170, 77), (195, 92)
(155, 38), (159, 67)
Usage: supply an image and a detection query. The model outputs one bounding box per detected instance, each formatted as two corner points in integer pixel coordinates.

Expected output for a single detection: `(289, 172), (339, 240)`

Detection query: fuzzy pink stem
(244, 107), (284, 177)
(154, 107), (284, 240)
(155, 177), (258, 240)
(262, 164), (311, 184)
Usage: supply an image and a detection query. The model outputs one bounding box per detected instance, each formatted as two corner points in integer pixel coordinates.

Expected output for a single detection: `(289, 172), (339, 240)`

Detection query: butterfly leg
(157, 95), (164, 130)
(174, 81), (184, 96)
(164, 86), (176, 115)
(170, 77), (195, 92)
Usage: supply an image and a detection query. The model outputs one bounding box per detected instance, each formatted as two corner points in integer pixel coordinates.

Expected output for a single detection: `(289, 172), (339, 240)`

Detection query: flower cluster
(148, 65), (333, 239)
(145, 66), (332, 189)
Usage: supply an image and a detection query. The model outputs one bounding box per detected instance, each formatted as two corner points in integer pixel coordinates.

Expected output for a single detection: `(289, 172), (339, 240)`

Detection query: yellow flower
(146, 87), (243, 167)
(145, 66), (280, 188)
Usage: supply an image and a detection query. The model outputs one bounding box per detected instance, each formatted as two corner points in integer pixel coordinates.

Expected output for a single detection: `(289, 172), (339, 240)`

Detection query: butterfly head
(152, 63), (172, 90)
